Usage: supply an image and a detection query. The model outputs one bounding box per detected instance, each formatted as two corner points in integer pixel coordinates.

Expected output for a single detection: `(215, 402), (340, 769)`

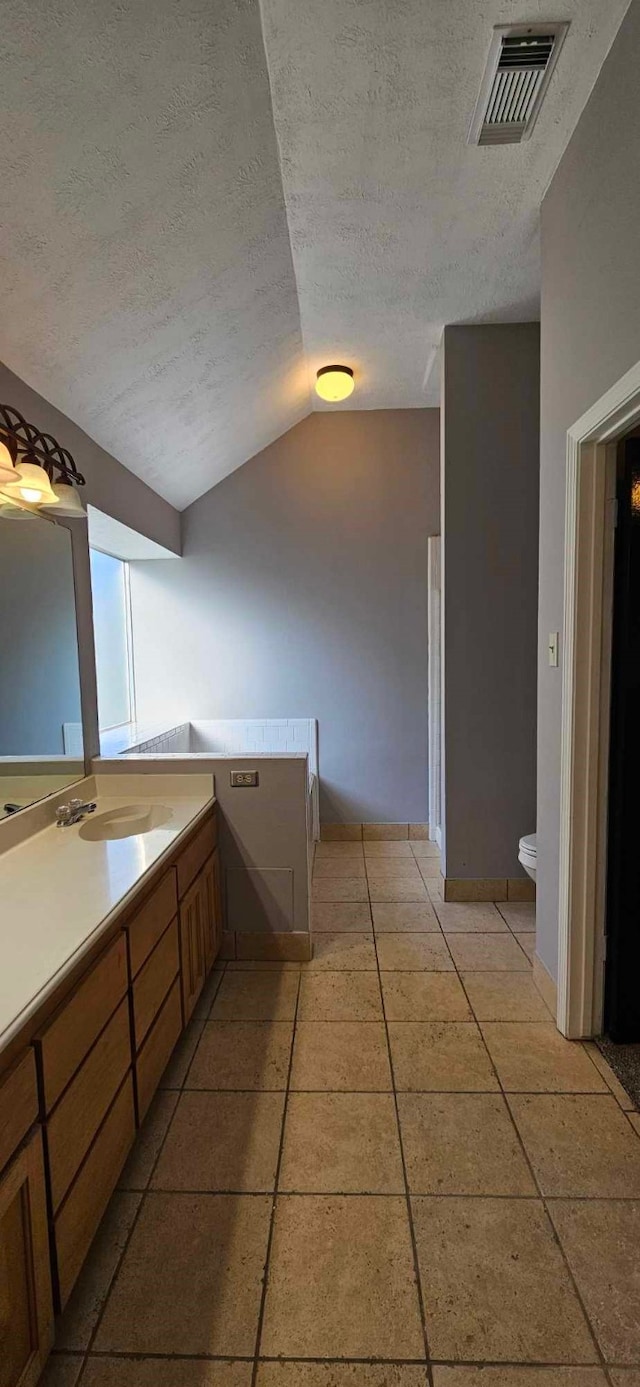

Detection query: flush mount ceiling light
(0, 404), (86, 517)
(315, 365), (355, 403)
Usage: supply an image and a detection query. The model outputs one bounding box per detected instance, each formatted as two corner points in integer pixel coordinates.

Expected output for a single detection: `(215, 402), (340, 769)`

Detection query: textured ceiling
(0, 0), (631, 505)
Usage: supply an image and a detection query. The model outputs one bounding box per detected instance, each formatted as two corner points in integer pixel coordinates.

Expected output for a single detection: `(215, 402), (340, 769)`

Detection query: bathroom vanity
(0, 780), (221, 1387)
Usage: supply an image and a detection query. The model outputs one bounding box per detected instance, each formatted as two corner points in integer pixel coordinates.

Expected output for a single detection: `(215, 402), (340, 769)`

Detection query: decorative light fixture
(0, 404), (86, 518)
(315, 365), (355, 403)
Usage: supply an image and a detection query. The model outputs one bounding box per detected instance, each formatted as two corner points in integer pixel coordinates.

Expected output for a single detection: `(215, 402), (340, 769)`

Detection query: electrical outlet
(230, 770), (259, 787)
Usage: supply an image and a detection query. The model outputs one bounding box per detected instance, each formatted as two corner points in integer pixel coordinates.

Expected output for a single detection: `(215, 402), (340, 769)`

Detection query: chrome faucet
(55, 798), (97, 827)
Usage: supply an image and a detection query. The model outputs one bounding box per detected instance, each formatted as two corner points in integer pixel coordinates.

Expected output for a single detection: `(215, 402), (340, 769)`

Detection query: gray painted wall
(130, 409), (440, 823)
(0, 362), (181, 553)
(442, 324), (540, 880)
(0, 521), (82, 755)
(537, 0), (640, 980)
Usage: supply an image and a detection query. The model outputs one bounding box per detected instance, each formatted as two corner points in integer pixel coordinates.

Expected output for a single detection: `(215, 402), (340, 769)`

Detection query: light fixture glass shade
(42, 482), (87, 517)
(315, 365), (355, 402)
(0, 500), (37, 520)
(2, 461), (59, 506)
(0, 440), (17, 484)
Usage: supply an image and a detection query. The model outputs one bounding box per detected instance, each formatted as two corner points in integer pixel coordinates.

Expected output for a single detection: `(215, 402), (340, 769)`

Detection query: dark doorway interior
(604, 436), (640, 1042)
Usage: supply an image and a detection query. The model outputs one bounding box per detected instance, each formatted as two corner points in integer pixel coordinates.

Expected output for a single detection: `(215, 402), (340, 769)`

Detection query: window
(89, 549), (135, 731)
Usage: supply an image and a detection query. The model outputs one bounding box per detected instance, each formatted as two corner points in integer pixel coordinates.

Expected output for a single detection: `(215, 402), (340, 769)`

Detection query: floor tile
(307, 932), (377, 970)
(446, 934), (530, 971)
(416, 857), (442, 879)
(312, 902), (372, 933)
(368, 878), (430, 902)
(372, 902), (440, 932)
(376, 932), (453, 971)
(584, 1040), (637, 1109)
(312, 878), (369, 902)
(315, 842), (364, 858)
(481, 1023), (607, 1092)
(432, 1370), (607, 1387)
(412, 1196), (596, 1363)
(388, 1022), (498, 1091)
(497, 902), (537, 930)
(40, 1356), (84, 1387)
(365, 861), (424, 880)
(321, 825), (363, 842)
(279, 1093), (404, 1192)
(82, 1360), (251, 1387)
(211, 970), (298, 1021)
(399, 1093), (535, 1195)
(185, 1020), (293, 1090)
(227, 960), (301, 971)
(260, 1194), (424, 1358)
(118, 1090), (179, 1190)
(313, 858), (367, 878)
(257, 1366), (429, 1387)
(364, 841), (415, 857)
(151, 1090), (285, 1191)
(410, 841), (441, 858)
(381, 972), (471, 1022)
(549, 1199), (640, 1363)
(434, 902), (507, 933)
(95, 1192), (271, 1356)
(514, 931), (536, 960)
(298, 971), (383, 1021)
(461, 972), (551, 1021)
(290, 1021), (392, 1091)
(56, 1192), (142, 1350)
(510, 1093), (640, 1196)
(159, 1016), (205, 1089)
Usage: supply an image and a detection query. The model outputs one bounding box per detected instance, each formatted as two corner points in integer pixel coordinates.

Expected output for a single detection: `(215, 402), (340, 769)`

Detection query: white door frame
(558, 359), (640, 1037)
(427, 536), (442, 847)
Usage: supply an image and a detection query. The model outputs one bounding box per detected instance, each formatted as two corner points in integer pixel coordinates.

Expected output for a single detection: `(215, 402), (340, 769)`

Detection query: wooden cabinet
(1, 805), (220, 1375)
(0, 1129), (53, 1387)
(179, 870), (207, 1024)
(179, 848), (221, 1023)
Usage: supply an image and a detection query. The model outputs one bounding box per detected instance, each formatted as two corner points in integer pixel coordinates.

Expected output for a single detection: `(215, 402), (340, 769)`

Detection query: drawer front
(176, 813), (217, 898)
(0, 1050), (38, 1176)
(136, 978), (182, 1122)
(179, 874), (206, 1025)
(37, 934), (127, 1114)
(127, 869), (178, 978)
(47, 999), (131, 1213)
(54, 1075), (135, 1309)
(132, 919), (180, 1052)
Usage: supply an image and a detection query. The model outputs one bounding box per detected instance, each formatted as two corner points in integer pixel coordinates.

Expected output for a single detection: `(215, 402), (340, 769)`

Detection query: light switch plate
(548, 632), (559, 667)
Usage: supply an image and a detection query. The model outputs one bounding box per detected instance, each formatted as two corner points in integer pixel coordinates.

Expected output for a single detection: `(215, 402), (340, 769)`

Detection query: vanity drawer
(176, 813), (217, 898)
(127, 869), (178, 978)
(0, 1049), (38, 1175)
(132, 919), (180, 1052)
(136, 977), (182, 1121)
(54, 1074), (135, 1309)
(47, 998), (131, 1213)
(37, 934), (128, 1114)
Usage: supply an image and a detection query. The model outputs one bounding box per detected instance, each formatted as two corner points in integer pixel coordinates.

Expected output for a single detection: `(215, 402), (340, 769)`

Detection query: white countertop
(0, 774), (215, 1054)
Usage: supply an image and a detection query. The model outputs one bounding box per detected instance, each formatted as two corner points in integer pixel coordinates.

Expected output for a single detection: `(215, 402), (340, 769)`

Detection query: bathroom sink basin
(79, 803), (172, 841)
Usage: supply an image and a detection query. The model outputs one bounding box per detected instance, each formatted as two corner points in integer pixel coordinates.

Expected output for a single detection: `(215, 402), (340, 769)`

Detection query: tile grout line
(370, 895), (435, 1384)
(450, 959), (615, 1382)
(73, 963), (229, 1378)
(249, 967), (302, 1386)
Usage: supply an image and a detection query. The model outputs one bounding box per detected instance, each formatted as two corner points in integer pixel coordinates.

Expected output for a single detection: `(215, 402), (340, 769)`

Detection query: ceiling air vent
(468, 22), (569, 146)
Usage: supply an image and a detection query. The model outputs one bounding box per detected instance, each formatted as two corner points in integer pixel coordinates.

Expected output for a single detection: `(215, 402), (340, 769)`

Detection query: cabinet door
(179, 875), (206, 1024)
(0, 1129), (53, 1387)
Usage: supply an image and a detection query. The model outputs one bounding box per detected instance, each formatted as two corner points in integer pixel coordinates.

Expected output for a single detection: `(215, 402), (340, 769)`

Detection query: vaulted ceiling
(0, 0), (631, 507)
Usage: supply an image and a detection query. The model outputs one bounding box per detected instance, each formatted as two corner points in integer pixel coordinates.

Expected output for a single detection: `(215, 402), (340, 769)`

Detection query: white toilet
(518, 833), (537, 881)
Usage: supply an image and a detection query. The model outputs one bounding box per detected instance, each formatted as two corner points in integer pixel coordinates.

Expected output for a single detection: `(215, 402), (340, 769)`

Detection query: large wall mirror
(0, 515), (84, 817)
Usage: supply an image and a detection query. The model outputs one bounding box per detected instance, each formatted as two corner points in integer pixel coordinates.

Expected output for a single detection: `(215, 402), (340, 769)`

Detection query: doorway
(604, 438), (640, 1040)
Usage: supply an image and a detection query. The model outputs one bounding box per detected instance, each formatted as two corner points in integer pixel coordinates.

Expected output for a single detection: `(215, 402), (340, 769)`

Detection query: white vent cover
(468, 22), (569, 145)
